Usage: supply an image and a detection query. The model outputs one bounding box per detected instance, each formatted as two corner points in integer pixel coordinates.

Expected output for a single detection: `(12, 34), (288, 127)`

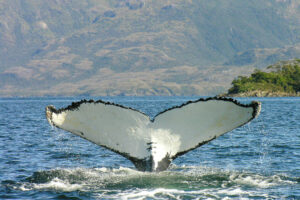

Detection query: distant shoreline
(221, 90), (300, 97)
(1, 94), (300, 99)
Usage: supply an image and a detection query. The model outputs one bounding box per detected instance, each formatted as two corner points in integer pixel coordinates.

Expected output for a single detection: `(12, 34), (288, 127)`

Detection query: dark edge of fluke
(46, 96), (261, 123)
(153, 96), (261, 121)
(46, 99), (150, 121)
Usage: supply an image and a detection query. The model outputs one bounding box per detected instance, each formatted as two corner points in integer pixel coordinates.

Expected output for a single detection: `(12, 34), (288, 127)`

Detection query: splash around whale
(45, 97), (261, 172)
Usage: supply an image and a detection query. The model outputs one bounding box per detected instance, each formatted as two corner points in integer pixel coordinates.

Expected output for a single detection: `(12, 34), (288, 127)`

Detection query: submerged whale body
(45, 97), (261, 172)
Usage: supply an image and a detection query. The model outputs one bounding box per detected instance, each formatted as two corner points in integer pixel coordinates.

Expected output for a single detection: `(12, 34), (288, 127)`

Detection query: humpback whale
(46, 97), (261, 172)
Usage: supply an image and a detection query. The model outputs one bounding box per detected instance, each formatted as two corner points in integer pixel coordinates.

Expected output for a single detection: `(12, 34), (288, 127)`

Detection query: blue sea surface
(0, 96), (299, 199)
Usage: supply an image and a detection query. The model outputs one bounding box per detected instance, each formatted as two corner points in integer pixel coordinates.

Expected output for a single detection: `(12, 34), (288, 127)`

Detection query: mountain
(225, 43), (300, 68)
(0, 0), (300, 96)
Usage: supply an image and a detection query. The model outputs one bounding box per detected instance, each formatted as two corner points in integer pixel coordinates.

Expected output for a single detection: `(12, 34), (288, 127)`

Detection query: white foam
(33, 177), (83, 192)
(14, 166), (295, 199)
(217, 187), (252, 196)
(96, 187), (261, 200)
(229, 173), (295, 188)
(120, 188), (184, 200)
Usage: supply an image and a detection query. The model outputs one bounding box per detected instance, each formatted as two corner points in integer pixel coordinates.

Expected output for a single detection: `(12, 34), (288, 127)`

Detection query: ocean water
(0, 96), (299, 200)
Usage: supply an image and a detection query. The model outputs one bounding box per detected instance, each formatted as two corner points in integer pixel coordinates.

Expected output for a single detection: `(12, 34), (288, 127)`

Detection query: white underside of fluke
(46, 98), (261, 172)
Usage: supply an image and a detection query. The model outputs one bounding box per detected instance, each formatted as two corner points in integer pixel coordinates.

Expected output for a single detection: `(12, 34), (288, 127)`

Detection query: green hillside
(227, 59), (300, 96)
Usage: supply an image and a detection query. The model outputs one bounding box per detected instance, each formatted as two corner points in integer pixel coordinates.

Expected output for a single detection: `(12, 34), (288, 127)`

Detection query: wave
(3, 165), (298, 199)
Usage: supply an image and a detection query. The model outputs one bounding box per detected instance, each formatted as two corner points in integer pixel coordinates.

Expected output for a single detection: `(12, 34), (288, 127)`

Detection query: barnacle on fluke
(46, 97), (261, 172)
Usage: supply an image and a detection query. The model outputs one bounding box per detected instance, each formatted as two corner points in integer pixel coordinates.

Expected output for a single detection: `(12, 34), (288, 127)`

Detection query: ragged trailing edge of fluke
(46, 96), (261, 123)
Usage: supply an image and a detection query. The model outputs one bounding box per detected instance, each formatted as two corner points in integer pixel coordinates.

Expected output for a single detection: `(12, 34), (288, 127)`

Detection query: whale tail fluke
(46, 97), (261, 172)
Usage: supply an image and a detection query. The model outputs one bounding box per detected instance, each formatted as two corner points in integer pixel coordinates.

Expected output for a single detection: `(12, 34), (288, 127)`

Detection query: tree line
(228, 59), (300, 95)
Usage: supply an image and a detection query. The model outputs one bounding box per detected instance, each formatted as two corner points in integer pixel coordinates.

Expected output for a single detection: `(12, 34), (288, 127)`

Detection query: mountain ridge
(0, 0), (300, 96)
